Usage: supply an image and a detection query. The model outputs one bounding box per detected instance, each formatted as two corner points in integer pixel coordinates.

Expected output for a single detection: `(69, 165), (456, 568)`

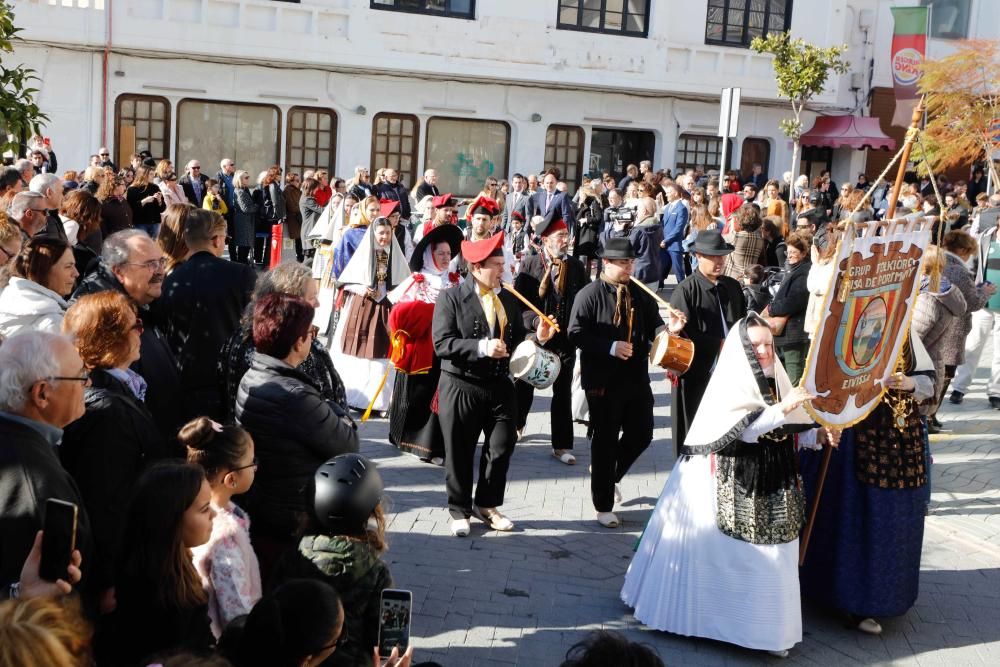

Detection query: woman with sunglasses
(59, 291), (173, 615)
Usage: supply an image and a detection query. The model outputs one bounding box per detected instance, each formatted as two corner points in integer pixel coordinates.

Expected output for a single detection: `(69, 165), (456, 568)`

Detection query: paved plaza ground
(354, 327), (1000, 666)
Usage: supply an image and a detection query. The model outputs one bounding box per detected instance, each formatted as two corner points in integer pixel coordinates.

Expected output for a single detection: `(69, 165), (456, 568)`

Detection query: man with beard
(463, 195), (515, 284)
(71, 229), (183, 440)
(414, 193), (457, 242)
(513, 209), (589, 461)
(669, 229), (747, 456)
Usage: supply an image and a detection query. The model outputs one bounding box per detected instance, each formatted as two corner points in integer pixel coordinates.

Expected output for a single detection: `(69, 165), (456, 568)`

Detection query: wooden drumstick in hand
(627, 307), (635, 342)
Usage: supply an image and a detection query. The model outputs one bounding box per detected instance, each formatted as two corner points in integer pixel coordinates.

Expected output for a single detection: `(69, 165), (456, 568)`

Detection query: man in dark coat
(433, 233), (555, 537)
(528, 171), (575, 235)
(374, 167), (411, 221)
(669, 230), (747, 456)
(0, 333), (93, 600)
(568, 237), (681, 528)
(71, 229), (184, 439)
(159, 210), (256, 422)
(513, 209), (589, 463)
(179, 159), (210, 207)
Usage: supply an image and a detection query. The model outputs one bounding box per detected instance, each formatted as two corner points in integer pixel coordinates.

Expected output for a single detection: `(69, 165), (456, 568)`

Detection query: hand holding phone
(19, 530), (82, 599)
(38, 499), (79, 582)
(377, 589), (412, 661)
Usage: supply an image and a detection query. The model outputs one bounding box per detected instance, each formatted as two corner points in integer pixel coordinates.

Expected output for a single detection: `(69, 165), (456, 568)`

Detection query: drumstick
(627, 307), (634, 342)
(502, 282), (561, 332)
(629, 276), (686, 320)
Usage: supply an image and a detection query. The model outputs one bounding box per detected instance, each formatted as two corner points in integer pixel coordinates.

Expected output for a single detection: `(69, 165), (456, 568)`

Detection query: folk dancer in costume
(310, 193), (358, 283)
(328, 216), (410, 413)
(386, 224), (464, 465)
(432, 232), (555, 537)
(568, 237), (681, 527)
(380, 199), (415, 259)
(413, 193), (458, 244)
(669, 229), (747, 456)
(799, 331), (935, 636)
(513, 208), (589, 462)
(461, 196), (516, 284)
(332, 195), (381, 278)
(621, 314), (834, 657)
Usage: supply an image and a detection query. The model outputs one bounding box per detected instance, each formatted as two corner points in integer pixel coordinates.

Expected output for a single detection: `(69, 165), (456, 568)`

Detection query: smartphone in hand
(377, 589), (412, 661)
(39, 499), (78, 582)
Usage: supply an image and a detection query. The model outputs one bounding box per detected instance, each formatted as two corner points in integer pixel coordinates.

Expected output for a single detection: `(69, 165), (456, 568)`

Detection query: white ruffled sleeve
(739, 404), (787, 443)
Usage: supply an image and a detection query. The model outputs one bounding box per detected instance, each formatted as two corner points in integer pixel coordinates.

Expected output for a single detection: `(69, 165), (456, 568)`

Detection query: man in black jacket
(513, 209), (589, 463)
(179, 160), (210, 207)
(433, 233), (554, 537)
(669, 230), (747, 457)
(375, 168), (411, 221)
(71, 229), (184, 439)
(0, 333), (92, 600)
(28, 173), (68, 243)
(159, 210), (256, 422)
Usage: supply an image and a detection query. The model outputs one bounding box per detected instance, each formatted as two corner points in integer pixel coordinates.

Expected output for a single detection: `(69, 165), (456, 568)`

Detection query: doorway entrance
(590, 128), (656, 184)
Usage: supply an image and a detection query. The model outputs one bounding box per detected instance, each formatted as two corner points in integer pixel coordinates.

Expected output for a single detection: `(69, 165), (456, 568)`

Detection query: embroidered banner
(802, 220), (932, 428)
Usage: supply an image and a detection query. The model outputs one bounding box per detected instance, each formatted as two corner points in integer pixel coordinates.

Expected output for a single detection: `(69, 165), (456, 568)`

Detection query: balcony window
(371, 0), (475, 20)
(544, 125), (585, 192)
(705, 0), (792, 48)
(676, 133), (731, 173)
(557, 0), (651, 38)
(920, 0), (970, 40)
(371, 113), (420, 187)
(176, 100), (280, 183)
(424, 117), (510, 198)
(286, 107), (337, 177)
(115, 94), (170, 165)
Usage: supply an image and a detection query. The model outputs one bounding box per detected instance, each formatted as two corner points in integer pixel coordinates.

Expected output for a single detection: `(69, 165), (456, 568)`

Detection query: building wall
(12, 0), (879, 190)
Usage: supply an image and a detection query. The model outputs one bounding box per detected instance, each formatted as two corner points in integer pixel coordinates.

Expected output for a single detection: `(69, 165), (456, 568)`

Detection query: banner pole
(886, 97), (925, 219)
(799, 441), (833, 566)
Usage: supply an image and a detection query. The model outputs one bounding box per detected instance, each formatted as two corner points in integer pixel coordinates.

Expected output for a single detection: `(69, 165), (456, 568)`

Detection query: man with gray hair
(13, 158), (34, 188)
(0, 332), (93, 596)
(7, 191), (49, 238)
(71, 229), (183, 438)
(28, 173), (67, 242)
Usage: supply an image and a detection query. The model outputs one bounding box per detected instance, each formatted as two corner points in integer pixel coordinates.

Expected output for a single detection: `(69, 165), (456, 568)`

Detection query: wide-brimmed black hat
(410, 223), (463, 272)
(690, 229), (735, 256)
(598, 237), (636, 260)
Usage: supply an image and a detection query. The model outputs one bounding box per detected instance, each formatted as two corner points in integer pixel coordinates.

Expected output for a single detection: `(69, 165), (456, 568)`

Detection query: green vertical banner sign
(889, 6), (929, 127)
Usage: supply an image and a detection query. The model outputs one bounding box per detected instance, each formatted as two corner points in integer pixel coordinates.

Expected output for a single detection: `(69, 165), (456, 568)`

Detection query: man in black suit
(529, 171), (575, 235)
(159, 209), (256, 422)
(513, 209), (589, 463)
(502, 173), (532, 234)
(414, 168), (440, 202)
(179, 159), (210, 207)
(433, 232), (555, 537)
(374, 167), (412, 221)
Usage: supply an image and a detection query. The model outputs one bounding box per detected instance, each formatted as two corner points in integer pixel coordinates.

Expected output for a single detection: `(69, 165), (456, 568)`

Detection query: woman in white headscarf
(621, 313), (836, 657)
(328, 216), (410, 414)
(385, 224), (464, 463)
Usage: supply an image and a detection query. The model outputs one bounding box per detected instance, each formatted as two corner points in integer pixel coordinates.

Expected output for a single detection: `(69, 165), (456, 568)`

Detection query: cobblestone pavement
(356, 329), (1000, 666)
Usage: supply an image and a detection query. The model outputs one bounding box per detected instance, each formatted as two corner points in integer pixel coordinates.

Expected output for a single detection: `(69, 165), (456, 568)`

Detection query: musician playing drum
(432, 232), (555, 538)
(568, 237), (686, 528)
(513, 208), (590, 463)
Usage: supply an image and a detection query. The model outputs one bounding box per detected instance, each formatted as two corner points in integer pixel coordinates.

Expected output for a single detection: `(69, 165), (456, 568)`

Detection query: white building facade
(10, 0), (993, 195)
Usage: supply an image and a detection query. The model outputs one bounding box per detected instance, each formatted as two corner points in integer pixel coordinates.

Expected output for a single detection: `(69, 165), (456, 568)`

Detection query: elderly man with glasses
(0, 332), (94, 600)
(7, 191), (50, 238)
(179, 159), (210, 207)
(96, 147), (117, 172)
(71, 229), (183, 438)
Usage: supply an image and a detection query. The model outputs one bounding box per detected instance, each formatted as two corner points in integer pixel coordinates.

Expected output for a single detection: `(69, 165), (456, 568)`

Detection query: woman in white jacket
(0, 237), (79, 337)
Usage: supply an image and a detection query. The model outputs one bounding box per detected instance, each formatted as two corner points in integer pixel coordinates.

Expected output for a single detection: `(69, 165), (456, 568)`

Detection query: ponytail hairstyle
(236, 579), (343, 667)
(181, 416), (252, 481)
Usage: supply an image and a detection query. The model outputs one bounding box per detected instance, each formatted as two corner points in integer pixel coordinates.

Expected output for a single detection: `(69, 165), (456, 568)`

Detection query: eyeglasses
(319, 627), (349, 652)
(0, 245), (17, 261)
(44, 371), (91, 384)
(125, 257), (168, 270)
(230, 457), (259, 473)
(99, 153), (110, 157)
(131, 318), (144, 334)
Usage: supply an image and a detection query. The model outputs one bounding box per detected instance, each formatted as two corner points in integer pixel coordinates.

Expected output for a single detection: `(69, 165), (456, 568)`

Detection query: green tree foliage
(1, 1), (47, 154)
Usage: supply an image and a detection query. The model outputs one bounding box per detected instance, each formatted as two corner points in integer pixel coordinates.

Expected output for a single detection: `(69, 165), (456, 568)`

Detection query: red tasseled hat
(461, 231), (505, 264)
(431, 193), (456, 208)
(379, 199), (400, 218)
(465, 195), (500, 221)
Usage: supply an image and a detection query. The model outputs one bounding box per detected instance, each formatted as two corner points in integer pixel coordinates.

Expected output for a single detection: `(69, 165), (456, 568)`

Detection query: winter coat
(272, 535), (392, 667)
(0, 276), (68, 337)
(235, 353), (359, 539)
(254, 183), (285, 225)
(126, 183), (166, 228)
(100, 197), (133, 237)
(768, 259), (812, 346)
(723, 230), (767, 281)
(233, 188), (258, 247)
(60, 369), (173, 591)
(300, 195), (325, 241)
(913, 279), (967, 405)
(941, 251), (991, 366)
(630, 217), (663, 284)
(283, 183), (303, 239)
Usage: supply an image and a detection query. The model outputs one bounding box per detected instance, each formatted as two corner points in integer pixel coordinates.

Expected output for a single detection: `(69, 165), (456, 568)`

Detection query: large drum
(510, 340), (562, 390)
(649, 331), (695, 375)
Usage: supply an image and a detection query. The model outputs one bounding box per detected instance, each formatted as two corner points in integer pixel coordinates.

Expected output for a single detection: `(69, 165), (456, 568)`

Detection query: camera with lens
(609, 208), (635, 224)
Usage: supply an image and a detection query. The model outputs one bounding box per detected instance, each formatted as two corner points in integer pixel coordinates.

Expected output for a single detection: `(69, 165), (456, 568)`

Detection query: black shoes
(949, 391), (964, 404)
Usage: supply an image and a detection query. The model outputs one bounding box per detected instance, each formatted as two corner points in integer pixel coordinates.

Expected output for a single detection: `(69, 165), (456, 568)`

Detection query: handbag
(761, 305), (789, 336)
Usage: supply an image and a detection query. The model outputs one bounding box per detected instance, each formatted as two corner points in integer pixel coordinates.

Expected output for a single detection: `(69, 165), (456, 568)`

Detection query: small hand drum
(510, 340), (562, 389)
(649, 331), (695, 375)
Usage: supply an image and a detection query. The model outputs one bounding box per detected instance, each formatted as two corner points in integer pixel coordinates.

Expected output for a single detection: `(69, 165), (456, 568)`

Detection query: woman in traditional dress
(798, 331), (936, 636)
(385, 224), (464, 464)
(332, 195), (380, 278)
(621, 314), (831, 657)
(328, 216), (409, 413)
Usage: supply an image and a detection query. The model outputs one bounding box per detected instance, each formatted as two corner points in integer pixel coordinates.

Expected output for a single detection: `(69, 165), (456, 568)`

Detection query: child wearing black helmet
(271, 453), (391, 667)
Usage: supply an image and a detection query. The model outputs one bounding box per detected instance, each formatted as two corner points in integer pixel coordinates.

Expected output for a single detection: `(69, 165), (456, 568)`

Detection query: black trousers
(438, 372), (517, 519)
(586, 380), (654, 512)
(671, 371), (710, 457)
(515, 350), (576, 451)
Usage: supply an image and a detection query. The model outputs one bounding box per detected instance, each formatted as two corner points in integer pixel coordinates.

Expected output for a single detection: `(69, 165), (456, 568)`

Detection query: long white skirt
(327, 304), (395, 413)
(620, 454), (801, 652)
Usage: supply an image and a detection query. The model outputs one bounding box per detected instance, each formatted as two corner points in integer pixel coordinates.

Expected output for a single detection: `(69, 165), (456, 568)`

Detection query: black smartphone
(377, 589), (413, 659)
(38, 498), (78, 582)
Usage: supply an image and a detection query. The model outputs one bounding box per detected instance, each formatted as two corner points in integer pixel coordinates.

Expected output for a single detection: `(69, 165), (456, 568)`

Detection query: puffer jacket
(272, 535), (392, 667)
(0, 276), (68, 337)
(630, 216), (663, 284)
(235, 353), (358, 539)
(913, 277), (967, 408)
(941, 251), (990, 366)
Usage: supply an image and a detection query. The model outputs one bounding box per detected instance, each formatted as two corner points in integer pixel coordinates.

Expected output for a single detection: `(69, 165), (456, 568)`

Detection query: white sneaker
(451, 518), (470, 537)
(596, 512), (620, 528)
(857, 618), (882, 635)
(552, 450), (577, 465)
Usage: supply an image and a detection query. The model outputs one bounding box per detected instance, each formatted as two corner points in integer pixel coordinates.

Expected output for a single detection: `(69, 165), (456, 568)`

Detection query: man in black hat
(669, 229), (747, 456)
(513, 208), (589, 463)
(568, 237), (684, 528)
